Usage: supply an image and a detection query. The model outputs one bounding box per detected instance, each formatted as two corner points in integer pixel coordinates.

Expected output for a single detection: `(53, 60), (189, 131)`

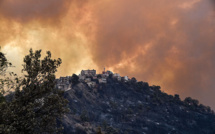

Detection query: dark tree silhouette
(0, 49), (69, 133)
(71, 74), (79, 85)
(131, 77), (137, 83)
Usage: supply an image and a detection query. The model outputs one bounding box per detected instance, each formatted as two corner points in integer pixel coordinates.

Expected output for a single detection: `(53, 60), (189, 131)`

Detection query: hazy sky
(0, 0), (215, 109)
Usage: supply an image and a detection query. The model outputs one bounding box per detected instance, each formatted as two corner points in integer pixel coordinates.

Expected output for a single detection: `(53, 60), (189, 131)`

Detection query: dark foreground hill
(60, 77), (215, 134)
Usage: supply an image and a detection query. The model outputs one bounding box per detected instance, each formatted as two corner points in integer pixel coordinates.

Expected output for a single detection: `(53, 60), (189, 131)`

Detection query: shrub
(71, 74), (79, 85)
(80, 110), (89, 122)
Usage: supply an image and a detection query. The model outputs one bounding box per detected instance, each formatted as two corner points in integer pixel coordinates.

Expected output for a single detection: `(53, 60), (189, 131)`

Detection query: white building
(113, 73), (121, 81)
(87, 81), (96, 88)
(124, 76), (129, 82)
(117, 77), (121, 81)
(93, 76), (98, 80)
(81, 69), (96, 76)
(113, 73), (120, 77)
(79, 75), (86, 81)
(56, 76), (72, 91)
(102, 73), (109, 77)
(99, 78), (107, 83)
(58, 76), (70, 84)
(85, 78), (91, 83)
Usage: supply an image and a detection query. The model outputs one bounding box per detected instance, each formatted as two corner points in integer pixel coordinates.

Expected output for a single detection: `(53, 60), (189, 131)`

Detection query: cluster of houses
(56, 76), (72, 91)
(56, 69), (129, 91)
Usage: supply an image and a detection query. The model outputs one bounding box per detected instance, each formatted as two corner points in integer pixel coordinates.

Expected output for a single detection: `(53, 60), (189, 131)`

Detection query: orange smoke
(0, 0), (215, 109)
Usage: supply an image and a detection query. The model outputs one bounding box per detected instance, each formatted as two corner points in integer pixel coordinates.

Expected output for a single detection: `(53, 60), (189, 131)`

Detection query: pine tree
(0, 49), (69, 134)
(71, 74), (79, 85)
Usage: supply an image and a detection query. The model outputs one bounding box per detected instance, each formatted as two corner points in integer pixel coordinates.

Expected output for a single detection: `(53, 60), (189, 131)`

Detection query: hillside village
(56, 69), (130, 91)
(55, 70), (215, 134)
(59, 69), (215, 134)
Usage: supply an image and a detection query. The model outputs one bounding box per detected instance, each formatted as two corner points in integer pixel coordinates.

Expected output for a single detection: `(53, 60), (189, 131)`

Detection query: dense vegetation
(0, 49), (69, 133)
(61, 76), (215, 134)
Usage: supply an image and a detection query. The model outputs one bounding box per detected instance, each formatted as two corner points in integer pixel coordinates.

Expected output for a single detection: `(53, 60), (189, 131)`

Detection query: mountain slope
(60, 77), (215, 134)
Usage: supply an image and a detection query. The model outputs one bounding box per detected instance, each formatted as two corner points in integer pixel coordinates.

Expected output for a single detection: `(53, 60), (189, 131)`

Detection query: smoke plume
(1, 0), (215, 109)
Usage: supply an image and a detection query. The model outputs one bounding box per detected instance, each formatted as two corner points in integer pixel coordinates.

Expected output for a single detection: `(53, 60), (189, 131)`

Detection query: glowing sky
(0, 0), (215, 109)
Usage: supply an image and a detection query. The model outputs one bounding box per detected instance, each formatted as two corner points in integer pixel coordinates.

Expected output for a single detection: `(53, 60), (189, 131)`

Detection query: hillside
(60, 76), (215, 134)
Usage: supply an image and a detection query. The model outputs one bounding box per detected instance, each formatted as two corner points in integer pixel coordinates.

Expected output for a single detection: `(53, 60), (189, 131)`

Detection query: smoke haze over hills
(0, 0), (215, 109)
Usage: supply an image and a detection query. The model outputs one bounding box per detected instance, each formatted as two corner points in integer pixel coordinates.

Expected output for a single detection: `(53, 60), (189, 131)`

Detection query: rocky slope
(60, 77), (215, 134)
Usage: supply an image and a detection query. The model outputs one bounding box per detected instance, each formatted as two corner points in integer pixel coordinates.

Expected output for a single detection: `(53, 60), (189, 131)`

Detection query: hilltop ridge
(57, 70), (215, 134)
(56, 69), (134, 91)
